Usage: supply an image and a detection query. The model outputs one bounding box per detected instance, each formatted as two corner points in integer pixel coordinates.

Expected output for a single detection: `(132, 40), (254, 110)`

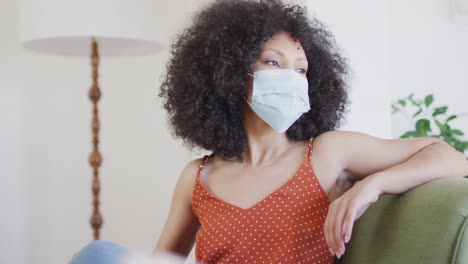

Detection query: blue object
(69, 240), (130, 264)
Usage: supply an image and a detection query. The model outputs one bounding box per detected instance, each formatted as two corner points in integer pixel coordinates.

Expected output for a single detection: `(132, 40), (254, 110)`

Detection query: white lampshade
(455, 0), (468, 16)
(20, 0), (165, 57)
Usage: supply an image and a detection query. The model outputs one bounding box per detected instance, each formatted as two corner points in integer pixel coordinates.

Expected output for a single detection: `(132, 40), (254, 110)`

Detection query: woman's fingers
(333, 204), (347, 256)
(325, 198), (349, 258)
(342, 208), (356, 244)
(324, 202), (335, 256)
(324, 182), (381, 258)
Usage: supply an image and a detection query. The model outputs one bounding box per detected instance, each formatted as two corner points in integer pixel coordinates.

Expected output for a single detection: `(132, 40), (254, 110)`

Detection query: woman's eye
(296, 68), (307, 74)
(265, 60), (279, 67)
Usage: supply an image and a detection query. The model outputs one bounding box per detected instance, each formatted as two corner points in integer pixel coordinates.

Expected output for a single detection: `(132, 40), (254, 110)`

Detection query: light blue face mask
(246, 69), (311, 133)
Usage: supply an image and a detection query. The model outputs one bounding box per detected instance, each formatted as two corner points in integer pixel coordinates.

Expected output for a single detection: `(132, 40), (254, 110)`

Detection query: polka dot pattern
(191, 138), (333, 263)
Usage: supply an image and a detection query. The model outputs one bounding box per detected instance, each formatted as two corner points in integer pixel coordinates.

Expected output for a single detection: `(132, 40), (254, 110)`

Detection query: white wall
(0, 0), (413, 263)
(0, 1), (26, 263)
(1, 1), (205, 264)
(390, 0), (468, 139)
(307, 0), (392, 138)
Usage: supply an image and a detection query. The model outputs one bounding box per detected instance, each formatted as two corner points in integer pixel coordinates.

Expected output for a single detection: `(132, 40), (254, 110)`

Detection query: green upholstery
(337, 176), (468, 264)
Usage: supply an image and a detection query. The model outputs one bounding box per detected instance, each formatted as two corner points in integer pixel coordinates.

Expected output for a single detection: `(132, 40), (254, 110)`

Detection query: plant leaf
(398, 99), (406, 107)
(446, 115), (457, 123)
(451, 129), (464, 136)
(453, 138), (466, 153)
(413, 108), (423, 118)
(408, 96), (420, 107)
(432, 106), (448, 117)
(462, 141), (468, 150)
(435, 119), (449, 133)
(415, 119), (431, 136)
(424, 94), (434, 107)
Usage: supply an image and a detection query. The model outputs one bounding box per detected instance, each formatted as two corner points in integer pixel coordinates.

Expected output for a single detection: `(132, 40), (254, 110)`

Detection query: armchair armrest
(337, 176), (468, 264)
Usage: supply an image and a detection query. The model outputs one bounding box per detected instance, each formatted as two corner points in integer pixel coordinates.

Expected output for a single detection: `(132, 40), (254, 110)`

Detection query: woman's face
(246, 31), (308, 102)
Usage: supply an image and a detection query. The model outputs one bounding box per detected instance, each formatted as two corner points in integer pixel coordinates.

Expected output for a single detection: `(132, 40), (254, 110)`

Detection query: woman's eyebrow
(262, 48), (285, 57)
(262, 48), (307, 62)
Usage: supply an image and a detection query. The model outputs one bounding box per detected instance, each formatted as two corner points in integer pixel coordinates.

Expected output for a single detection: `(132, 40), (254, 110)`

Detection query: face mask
(246, 69), (310, 133)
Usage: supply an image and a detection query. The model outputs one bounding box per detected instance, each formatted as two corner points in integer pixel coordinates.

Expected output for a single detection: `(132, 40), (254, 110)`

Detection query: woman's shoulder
(312, 130), (360, 152)
(172, 157), (207, 200)
(312, 129), (384, 163)
(311, 130), (343, 155)
(177, 154), (216, 188)
(179, 157), (205, 182)
(311, 130), (366, 170)
(311, 129), (385, 185)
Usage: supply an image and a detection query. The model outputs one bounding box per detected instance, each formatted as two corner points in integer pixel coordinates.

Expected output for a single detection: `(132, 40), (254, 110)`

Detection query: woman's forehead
(259, 32), (306, 59)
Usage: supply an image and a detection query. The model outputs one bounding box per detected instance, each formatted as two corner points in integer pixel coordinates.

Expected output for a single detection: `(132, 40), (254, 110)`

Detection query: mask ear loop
(244, 71), (255, 102)
(243, 96), (254, 109)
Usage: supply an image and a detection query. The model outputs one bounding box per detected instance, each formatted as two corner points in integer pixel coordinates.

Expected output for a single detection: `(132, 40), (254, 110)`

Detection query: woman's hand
(324, 176), (383, 259)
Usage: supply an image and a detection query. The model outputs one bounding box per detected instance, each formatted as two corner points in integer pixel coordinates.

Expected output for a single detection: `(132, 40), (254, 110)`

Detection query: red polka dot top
(191, 138), (334, 263)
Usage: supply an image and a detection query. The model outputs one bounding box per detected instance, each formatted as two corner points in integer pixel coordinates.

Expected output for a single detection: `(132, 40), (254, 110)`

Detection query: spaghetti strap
(306, 137), (315, 161)
(196, 154), (213, 182)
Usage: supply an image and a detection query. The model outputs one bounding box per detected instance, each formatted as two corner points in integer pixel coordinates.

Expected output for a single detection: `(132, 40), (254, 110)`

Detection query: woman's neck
(242, 107), (293, 166)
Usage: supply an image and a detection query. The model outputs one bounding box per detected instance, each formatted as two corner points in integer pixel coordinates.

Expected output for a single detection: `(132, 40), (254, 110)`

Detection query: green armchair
(337, 176), (468, 264)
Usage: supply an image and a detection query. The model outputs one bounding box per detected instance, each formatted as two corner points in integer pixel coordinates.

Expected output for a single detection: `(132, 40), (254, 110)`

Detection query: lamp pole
(89, 38), (103, 240)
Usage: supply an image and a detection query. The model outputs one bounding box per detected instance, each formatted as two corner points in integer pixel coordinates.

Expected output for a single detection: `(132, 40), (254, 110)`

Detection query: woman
(154, 0), (467, 263)
(69, 0), (468, 263)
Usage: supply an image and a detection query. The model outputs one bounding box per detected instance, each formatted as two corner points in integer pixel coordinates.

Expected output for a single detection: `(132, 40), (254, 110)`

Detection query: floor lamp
(19, 0), (164, 240)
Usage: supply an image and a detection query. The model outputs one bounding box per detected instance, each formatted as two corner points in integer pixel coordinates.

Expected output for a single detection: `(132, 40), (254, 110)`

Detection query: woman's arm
(321, 130), (468, 258)
(154, 159), (201, 257)
(364, 138), (468, 194)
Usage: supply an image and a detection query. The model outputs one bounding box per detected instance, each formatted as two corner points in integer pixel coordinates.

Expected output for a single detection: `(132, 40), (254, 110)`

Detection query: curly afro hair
(159, 0), (350, 161)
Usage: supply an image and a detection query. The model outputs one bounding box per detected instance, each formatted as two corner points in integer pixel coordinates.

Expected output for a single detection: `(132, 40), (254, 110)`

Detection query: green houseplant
(392, 93), (468, 157)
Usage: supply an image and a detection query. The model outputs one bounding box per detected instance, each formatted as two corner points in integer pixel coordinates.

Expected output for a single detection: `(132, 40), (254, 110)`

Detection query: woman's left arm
(322, 130), (468, 259)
